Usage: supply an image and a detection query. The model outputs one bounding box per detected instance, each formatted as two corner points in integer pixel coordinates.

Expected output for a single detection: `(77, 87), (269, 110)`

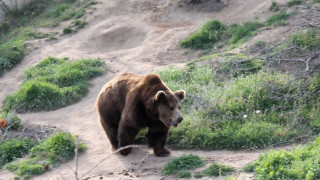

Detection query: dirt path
(0, 0), (292, 179)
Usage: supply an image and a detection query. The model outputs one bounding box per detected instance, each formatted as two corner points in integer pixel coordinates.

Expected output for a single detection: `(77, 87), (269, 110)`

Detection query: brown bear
(96, 73), (185, 157)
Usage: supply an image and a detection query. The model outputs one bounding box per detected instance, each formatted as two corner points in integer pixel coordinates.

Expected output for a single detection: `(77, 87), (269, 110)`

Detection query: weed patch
(195, 163), (235, 178)
(5, 132), (86, 178)
(266, 11), (290, 26)
(161, 154), (205, 176)
(2, 57), (106, 113)
(290, 28), (320, 51)
(250, 137), (320, 179)
(269, 1), (280, 12)
(0, 138), (36, 168)
(227, 21), (264, 47)
(180, 20), (226, 49)
(287, 0), (305, 6)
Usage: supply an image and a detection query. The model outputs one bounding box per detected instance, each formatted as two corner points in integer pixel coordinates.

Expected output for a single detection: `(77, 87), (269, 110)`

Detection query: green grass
(0, 138), (36, 168)
(287, 0), (305, 6)
(161, 154), (205, 176)
(2, 57), (106, 113)
(266, 10), (290, 26)
(157, 52), (320, 150)
(269, 1), (280, 12)
(290, 28), (320, 51)
(227, 21), (264, 47)
(63, 27), (72, 34)
(248, 137), (320, 180)
(0, 0), (96, 77)
(5, 132), (86, 178)
(195, 163), (235, 178)
(180, 20), (226, 49)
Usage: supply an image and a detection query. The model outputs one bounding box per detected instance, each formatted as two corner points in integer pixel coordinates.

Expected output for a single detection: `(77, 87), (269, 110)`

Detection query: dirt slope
(0, 0), (291, 179)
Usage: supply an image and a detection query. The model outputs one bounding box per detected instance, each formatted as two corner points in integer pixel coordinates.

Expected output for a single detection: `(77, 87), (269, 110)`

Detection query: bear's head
(153, 90), (186, 128)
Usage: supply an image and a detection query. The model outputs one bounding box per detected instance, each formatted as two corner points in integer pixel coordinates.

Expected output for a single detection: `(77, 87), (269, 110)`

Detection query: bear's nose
(177, 117), (183, 123)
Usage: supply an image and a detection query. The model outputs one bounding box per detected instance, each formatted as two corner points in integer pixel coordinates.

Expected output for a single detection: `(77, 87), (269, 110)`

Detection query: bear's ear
(174, 90), (186, 100)
(154, 90), (166, 103)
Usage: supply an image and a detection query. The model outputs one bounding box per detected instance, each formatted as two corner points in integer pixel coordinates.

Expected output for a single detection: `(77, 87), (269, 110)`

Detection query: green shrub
(290, 28), (320, 51)
(266, 11), (290, 26)
(287, 0), (305, 6)
(6, 132), (86, 177)
(180, 20), (226, 49)
(269, 1), (280, 12)
(0, 138), (36, 168)
(252, 137), (320, 179)
(3, 57), (105, 113)
(63, 27), (72, 34)
(162, 154), (205, 175)
(227, 21), (264, 46)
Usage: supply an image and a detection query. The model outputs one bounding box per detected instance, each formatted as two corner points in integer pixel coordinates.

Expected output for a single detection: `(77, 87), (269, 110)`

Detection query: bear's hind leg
(100, 120), (119, 151)
(118, 125), (139, 156)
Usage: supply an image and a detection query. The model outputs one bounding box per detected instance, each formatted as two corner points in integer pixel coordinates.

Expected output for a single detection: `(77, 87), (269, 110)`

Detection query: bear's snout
(177, 117), (183, 123)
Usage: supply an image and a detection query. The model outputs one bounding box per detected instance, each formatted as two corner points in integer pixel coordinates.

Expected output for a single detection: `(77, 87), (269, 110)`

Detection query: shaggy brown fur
(97, 73), (185, 157)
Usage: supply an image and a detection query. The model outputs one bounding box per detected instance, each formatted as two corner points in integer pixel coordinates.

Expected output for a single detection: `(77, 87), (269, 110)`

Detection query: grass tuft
(287, 0), (305, 6)
(195, 163), (235, 178)
(266, 11), (290, 26)
(3, 57), (106, 113)
(290, 28), (320, 51)
(269, 1), (280, 12)
(5, 132), (86, 177)
(161, 154), (205, 176)
(180, 20), (226, 49)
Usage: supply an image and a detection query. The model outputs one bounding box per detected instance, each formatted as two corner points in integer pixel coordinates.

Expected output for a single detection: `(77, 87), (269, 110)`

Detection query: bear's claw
(154, 148), (170, 157)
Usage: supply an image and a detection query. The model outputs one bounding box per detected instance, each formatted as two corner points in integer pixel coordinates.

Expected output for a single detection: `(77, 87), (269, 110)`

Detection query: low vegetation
(2, 57), (106, 113)
(161, 154), (205, 176)
(5, 132), (86, 179)
(245, 137), (320, 180)
(155, 51), (320, 150)
(0, 138), (36, 168)
(180, 20), (226, 49)
(287, 0), (305, 6)
(0, 0), (96, 76)
(180, 8), (291, 50)
(195, 163), (235, 178)
(266, 10), (290, 26)
(269, 1), (280, 12)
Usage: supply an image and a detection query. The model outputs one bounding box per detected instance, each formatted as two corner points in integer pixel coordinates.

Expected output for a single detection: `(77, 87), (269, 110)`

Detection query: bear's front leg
(117, 125), (138, 156)
(147, 122), (170, 157)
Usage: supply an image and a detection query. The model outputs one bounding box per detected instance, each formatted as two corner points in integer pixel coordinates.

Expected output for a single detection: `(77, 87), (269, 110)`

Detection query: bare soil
(0, 0), (294, 179)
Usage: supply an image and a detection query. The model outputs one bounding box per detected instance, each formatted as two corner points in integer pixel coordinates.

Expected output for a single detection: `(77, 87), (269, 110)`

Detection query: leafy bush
(195, 163), (235, 178)
(266, 11), (290, 26)
(290, 28), (320, 51)
(3, 57), (106, 113)
(0, 138), (36, 168)
(177, 171), (192, 178)
(251, 137), (320, 180)
(6, 132), (86, 177)
(227, 21), (264, 46)
(162, 154), (205, 176)
(180, 20), (226, 49)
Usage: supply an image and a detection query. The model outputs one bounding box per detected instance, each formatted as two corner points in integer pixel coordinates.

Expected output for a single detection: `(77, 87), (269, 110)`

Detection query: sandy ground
(0, 0), (293, 179)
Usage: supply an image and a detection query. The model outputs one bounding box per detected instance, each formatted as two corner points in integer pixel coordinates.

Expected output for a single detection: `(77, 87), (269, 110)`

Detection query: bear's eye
(170, 107), (174, 111)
